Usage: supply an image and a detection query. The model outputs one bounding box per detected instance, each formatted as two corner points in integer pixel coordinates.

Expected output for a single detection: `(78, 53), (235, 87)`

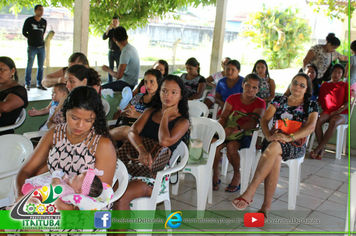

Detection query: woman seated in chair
(42, 52), (89, 88)
(0, 57), (28, 135)
(214, 60), (244, 118)
(284, 64), (320, 101)
(110, 69), (163, 143)
(231, 73), (318, 217)
(112, 75), (189, 234)
(46, 64), (102, 128)
(132, 59), (169, 97)
(310, 64), (349, 160)
(212, 74), (266, 192)
(17, 86), (116, 206)
(180, 57), (206, 100)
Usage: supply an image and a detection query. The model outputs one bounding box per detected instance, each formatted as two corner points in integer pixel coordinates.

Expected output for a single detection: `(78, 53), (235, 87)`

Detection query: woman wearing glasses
(310, 64), (348, 160)
(231, 73), (318, 218)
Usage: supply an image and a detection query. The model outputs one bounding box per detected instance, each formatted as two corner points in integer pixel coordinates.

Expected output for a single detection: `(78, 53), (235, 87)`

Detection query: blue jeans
(108, 50), (121, 83)
(25, 46), (45, 86)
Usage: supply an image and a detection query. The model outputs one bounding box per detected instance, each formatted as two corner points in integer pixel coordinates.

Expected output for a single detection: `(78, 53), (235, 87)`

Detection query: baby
(28, 83), (68, 131)
(22, 169), (104, 198)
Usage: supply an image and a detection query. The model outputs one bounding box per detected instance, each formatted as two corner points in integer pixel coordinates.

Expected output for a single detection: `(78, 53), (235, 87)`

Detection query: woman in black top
(112, 75), (190, 234)
(0, 57), (28, 135)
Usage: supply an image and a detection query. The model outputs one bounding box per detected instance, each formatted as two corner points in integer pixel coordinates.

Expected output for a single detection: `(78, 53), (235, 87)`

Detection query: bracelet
(135, 144), (143, 150)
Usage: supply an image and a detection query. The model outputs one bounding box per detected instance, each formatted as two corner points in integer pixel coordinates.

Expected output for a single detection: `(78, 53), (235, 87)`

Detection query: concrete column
(73, 0), (90, 55)
(209, 0), (228, 75)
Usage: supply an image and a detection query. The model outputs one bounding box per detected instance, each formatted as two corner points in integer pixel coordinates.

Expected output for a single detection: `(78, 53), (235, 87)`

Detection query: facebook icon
(94, 211), (112, 229)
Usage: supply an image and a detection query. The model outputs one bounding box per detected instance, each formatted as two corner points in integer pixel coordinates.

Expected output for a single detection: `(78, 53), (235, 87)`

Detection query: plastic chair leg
(336, 125), (347, 160)
(307, 132), (315, 153)
(171, 174), (180, 195)
(287, 160), (300, 210)
(239, 149), (253, 194)
(196, 171), (209, 211)
(221, 149), (228, 176)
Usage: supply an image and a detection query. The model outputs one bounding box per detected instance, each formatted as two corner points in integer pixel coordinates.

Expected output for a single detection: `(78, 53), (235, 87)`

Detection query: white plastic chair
(253, 132), (310, 210)
(188, 100), (209, 118)
(193, 90), (208, 102)
(345, 171), (356, 234)
(0, 134), (33, 207)
(130, 142), (189, 236)
(220, 130), (259, 194)
(0, 108), (26, 133)
(210, 104), (220, 120)
(171, 117), (225, 211)
(109, 159), (129, 204)
(101, 98), (110, 116)
(308, 98), (355, 160)
(23, 130), (47, 140)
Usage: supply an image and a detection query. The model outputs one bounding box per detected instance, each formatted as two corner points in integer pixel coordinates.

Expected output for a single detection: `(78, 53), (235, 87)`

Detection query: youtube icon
(244, 213), (265, 227)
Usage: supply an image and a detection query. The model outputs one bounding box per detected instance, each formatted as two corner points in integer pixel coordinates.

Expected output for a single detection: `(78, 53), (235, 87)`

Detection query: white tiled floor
(154, 150), (352, 235)
(26, 88), (352, 235)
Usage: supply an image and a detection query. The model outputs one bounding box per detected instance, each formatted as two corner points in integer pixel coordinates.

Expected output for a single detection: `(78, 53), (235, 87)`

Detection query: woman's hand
(126, 105), (139, 118)
(138, 151), (153, 168)
(269, 133), (292, 144)
(329, 110), (340, 117)
(163, 105), (178, 118)
(224, 127), (237, 137)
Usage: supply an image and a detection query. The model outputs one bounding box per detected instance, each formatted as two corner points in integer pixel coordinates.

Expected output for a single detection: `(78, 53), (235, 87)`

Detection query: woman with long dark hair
(303, 33), (347, 84)
(112, 75), (190, 235)
(0, 56), (28, 135)
(17, 86), (116, 208)
(231, 73), (318, 217)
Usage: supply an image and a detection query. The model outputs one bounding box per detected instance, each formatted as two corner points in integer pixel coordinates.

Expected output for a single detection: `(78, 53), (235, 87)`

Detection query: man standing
(103, 16), (121, 83)
(102, 27), (140, 92)
(22, 4), (47, 91)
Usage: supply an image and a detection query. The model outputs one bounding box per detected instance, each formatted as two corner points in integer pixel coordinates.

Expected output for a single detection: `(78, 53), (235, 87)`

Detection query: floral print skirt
(261, 139), (306, 161)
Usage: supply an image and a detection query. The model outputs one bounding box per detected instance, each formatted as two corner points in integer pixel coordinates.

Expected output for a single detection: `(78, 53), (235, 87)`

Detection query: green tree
(308, 0), (354, 22)
(0, 0), (216, 35)
(241, 5), (311, 69)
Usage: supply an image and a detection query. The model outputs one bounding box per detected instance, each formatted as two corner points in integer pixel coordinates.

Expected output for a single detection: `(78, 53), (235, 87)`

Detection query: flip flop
(309, 150), (317, 159)
(310, 151), (322, 160)
(213, 179), (221, 191)
(231, 197), (253, 211)
(225, 184), (241, 193)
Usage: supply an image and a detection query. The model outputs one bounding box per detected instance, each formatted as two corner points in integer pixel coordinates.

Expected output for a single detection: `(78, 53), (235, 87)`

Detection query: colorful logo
(165, 211), (182, 229)
(94, 212), (112, 229)
(11, 184), (62, 229)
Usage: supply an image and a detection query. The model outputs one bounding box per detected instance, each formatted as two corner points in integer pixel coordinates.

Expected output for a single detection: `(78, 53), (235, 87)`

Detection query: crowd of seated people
(2, 29), (352, 234)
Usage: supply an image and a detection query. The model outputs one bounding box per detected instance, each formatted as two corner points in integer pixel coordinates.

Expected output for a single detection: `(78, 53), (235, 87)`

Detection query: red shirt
(319, 81), (348, 114)
(226, 93), (266, 127)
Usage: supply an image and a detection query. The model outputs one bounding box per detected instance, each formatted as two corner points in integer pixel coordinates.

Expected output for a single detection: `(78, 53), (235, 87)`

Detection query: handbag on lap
(117, 137), (171, 178)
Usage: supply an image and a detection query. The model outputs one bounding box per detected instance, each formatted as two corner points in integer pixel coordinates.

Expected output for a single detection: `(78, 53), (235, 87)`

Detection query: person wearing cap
(22, 4), (47, 91)
(102, 26), (140, 92)
(103, 16), (121, 83)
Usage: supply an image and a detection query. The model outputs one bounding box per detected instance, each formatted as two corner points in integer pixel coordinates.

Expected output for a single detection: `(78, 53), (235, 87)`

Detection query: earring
(11, 74), (14, 78)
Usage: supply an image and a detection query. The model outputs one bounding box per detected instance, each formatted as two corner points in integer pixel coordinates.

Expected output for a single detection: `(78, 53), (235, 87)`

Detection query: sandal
(213, 179), (221, 191)
(310, 151), (322, 160)
(231, 197), (253, 211)
(225, 184), (241, 192)
(309, 150), (317, 159)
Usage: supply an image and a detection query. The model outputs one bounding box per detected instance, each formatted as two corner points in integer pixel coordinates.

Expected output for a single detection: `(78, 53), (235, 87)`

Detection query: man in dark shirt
(103, 16), (121, 83)
(22, 4), (47, 91)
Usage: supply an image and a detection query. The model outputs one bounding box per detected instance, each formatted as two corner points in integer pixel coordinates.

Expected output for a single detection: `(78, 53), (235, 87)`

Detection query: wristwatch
(289, 133), (295, 142)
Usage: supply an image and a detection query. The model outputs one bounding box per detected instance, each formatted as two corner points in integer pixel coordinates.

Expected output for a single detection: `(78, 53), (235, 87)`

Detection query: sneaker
(37, 85), (47, 90)
(25, 85), (30, 91)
